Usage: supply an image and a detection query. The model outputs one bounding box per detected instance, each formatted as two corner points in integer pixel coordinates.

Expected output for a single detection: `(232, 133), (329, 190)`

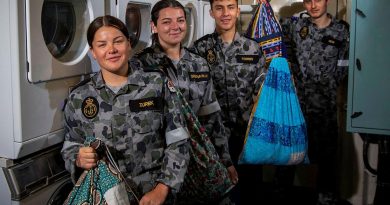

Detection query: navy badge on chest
(82, 97), (99, 119)
(206, 49), (217, 65)
(299, 26), (309, 39)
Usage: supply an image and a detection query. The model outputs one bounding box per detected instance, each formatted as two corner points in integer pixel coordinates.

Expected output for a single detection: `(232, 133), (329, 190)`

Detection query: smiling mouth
(107, 56), (121, 61)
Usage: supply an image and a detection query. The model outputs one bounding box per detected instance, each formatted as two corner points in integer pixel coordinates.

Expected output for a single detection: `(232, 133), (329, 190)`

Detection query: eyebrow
(95, 35), (125, 43)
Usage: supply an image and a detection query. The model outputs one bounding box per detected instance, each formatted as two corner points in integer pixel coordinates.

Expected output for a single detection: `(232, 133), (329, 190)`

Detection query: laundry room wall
(237, 1), (378, 205)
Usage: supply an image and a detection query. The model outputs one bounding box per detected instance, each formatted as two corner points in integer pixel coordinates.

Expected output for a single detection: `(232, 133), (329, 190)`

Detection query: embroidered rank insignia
(129, 97), (163, 112)
(321, 36), (342, 48)
(82, 97), (99, 119)
(189, 72), (210, 82)
(206, 49), (217, 65)
(236, 55), (260, 64)
(299, 26), (309, 39)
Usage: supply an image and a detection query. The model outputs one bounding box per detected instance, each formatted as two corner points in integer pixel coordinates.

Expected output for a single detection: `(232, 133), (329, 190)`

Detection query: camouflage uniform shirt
(280, 15), (349, 165)
(132, 43), (232, 167)
(190, 32), (266, 161)
(61, 65), (190, 199)
(281, 15), (349, 117)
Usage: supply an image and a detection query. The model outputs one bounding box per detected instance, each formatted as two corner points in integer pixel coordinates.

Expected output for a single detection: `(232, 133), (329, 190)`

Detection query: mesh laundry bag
(246, 0), (285, 63)
(64, 137), (138, 205)
(239, 57), (308, 165)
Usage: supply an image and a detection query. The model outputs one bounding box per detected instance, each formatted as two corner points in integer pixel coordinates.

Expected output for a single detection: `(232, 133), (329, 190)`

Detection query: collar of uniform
(127, 69), (146, 87)
(93, 71), (106, 89)
(150, 41), (170, 61)
(213, 31), (241, 45)
(92, 64), (145, 89)
(150, 42), (185, 69)
(179, 47), (189, 61)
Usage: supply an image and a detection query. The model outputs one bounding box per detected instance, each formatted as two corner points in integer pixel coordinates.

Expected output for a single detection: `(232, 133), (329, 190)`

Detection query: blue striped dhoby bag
(246, 1), (284, 63)
(238, 57), (308, 165)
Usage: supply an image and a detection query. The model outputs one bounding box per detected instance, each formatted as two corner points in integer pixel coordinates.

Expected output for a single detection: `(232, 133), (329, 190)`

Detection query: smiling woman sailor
(61, 15), (190, 205)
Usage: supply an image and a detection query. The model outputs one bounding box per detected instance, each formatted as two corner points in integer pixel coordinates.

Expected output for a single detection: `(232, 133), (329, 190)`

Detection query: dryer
(198, 0), (215, 36)
(179, 0), (199, 47)
(117, 0), (158, 55)
(0, 0), (104, 160)
(0, 146), (73, 205)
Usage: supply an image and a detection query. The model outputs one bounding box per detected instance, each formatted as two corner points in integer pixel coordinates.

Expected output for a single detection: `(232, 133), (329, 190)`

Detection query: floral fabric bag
(64, 137), (139, 205)
(166, 81), (234, 204)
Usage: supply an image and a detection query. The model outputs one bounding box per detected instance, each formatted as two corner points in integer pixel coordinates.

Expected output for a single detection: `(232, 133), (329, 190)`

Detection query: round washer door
(47, 178), (73, 205)
(26, 0), (98, 83)
(182, 2), (197, 47)
(118, 1), (152, 55)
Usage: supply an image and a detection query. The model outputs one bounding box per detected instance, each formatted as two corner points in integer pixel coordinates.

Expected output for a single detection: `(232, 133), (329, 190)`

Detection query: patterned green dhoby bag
(166, 80), (234, 204)
(64, 137), (139, 205)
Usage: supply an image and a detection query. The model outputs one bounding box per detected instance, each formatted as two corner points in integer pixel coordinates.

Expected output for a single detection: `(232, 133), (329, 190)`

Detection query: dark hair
(87, 15), (129, 47)
(151, 0), (186, 25)
(209, 0), (238, 7)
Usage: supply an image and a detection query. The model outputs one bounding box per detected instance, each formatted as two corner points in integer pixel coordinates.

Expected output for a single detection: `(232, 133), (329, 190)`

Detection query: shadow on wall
(278, 2), (305, 19)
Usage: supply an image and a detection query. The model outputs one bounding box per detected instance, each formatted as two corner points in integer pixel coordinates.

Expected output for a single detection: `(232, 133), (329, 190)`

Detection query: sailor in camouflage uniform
(133, 1), (236, 204)
(61, 15), (189, 205)
(133, 44), (233, 169)
(190, 0), (267, 204)
(279, 0), (349, 204)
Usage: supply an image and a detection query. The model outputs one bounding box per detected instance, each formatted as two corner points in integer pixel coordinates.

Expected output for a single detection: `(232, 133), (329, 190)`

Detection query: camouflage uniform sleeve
(336, 22), (350, 84)
(60, 96), (85, 183)
(155, 79), (190, 193)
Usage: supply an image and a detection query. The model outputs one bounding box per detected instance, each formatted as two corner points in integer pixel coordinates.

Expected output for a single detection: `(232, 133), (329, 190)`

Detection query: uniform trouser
(228, 130), (263, 205)
(306, 114), (339, 194)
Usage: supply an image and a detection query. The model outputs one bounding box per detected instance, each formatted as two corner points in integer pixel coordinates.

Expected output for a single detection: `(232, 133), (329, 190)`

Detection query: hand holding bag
(64, 137), (139, 205)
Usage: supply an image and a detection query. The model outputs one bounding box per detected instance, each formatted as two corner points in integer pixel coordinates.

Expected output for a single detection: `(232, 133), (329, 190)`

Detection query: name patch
(321, 36), (342, 48)
(82, 97), (99, 119)
(236, 55), (260, 64)
(189, 72), (210, 82)
(129, 97), (163, 112)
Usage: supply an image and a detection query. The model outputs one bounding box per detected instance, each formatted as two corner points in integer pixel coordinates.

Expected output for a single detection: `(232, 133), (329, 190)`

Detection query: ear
(90, 47), (97, 59)
(209, 8), (215, 19)
(151, 21), (158, 34)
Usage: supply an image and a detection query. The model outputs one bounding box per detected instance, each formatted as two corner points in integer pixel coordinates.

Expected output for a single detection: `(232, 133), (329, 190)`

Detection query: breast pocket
(129, 111), (162, 134)
(321, 36), (341, 60)
(188, 71), (210, 100)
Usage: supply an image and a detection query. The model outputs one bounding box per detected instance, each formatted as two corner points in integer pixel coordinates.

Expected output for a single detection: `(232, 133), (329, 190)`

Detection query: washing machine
(198, 0), (215, 36)
(179, 0), (199, 47)
(117, 0), (158, 55)
(0, 0), (105, 160)
(0, 145), (73, 205)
